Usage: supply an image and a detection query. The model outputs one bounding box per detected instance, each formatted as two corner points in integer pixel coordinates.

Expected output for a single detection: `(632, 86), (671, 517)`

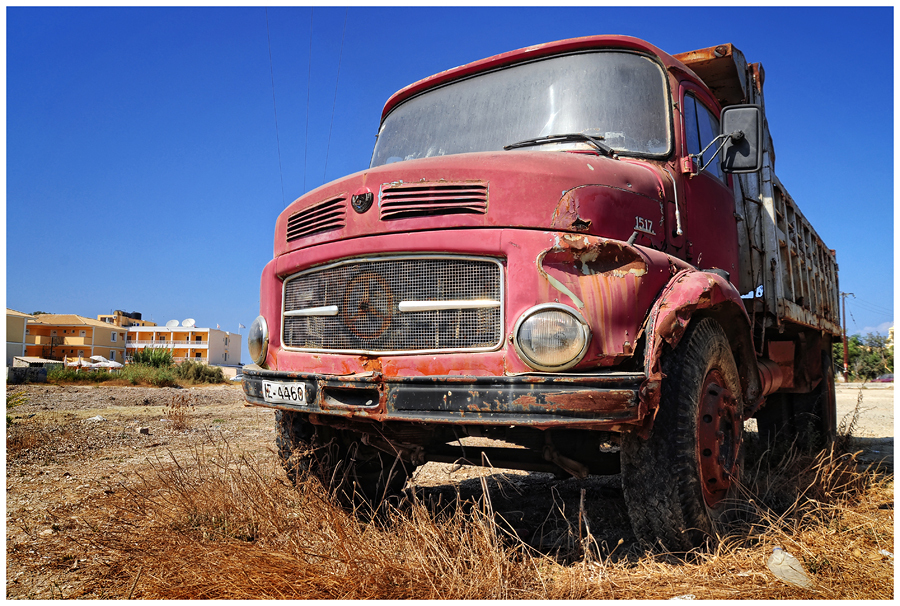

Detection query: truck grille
(282, 256), (504, 354)
(286, 195), (346, 242)
(380, 182), (488, 220)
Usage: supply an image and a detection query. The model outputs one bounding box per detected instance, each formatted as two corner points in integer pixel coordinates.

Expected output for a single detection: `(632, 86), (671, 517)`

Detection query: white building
(126, 321), (241, 366)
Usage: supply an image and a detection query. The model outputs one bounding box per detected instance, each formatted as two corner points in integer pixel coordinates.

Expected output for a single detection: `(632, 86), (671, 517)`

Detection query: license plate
(262, 381), (307, 405)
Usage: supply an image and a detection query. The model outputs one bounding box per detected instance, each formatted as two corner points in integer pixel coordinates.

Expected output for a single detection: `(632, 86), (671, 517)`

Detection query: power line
(849, 298), (893, 316)
(303, 8), (313, 194)
(265, 7), (286, 208)
(322, 8), (348, 183)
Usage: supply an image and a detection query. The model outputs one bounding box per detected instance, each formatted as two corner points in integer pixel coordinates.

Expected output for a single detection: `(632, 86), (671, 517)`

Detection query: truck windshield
(371, 51), (671, 167)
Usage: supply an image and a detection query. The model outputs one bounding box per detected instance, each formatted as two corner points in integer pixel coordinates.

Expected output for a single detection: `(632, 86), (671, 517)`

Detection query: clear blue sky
(5, 6), (894, 364)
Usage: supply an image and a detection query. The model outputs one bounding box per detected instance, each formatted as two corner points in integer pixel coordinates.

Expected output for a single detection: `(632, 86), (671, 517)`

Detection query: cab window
(683, 93), (725, 181)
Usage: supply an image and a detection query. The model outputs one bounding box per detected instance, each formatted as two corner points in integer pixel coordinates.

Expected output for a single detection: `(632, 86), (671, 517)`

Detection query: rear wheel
(275, 410), (410, 507)
(621, 318), (744, 552)
(756, 350), (836, 451)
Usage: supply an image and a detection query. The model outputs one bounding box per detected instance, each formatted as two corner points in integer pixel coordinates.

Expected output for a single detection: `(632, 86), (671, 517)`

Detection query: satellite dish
(165, 320), (179, 328)
(182, 318), (196, 328)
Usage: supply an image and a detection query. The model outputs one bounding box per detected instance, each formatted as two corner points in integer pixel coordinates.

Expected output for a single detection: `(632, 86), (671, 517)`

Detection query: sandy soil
(834, 383), (893, 471)
(5, 381), (893, 598)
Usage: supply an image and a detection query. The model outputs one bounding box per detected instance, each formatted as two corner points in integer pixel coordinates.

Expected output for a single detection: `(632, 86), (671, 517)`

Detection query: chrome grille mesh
(283, 257), (503, 353)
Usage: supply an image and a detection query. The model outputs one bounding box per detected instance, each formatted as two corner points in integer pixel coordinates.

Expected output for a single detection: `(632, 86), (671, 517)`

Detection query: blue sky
(5, 6), (894, 364)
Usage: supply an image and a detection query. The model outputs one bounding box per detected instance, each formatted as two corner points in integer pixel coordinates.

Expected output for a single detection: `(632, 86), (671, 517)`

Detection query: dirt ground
(5, 381), (893, 598)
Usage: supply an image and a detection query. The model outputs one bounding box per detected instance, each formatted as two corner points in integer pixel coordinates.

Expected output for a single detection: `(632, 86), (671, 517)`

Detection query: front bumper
(242, 366), (645, 430)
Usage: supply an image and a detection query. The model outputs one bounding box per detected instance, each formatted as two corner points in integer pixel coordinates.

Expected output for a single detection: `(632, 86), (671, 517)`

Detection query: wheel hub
(697, 370), (741, 507)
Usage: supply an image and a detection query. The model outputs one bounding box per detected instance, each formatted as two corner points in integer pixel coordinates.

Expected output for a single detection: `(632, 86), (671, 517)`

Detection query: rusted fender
(638, 269), (762, 436)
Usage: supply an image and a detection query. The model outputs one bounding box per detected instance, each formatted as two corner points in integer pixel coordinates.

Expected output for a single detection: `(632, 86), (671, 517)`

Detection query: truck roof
(380, 35), (703, 122)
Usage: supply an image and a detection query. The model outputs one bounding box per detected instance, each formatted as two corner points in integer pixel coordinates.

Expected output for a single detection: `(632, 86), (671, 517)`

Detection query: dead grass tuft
(6, 417), (78, 460)
(6, 424), (45, 457)
(165, 393), (195, 431)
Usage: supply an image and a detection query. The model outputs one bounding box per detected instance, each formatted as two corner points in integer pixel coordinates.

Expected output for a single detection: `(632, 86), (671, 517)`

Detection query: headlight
(513, 304), (590, 372)
(248, 315), (269, 366)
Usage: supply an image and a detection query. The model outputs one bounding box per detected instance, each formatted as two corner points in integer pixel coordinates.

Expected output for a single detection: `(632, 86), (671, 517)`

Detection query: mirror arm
(689, 131), (744, 174)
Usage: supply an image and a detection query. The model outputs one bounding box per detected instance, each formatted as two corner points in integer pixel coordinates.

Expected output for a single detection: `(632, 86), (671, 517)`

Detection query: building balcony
(125, 356), (208, 364)
(126, 340), (208, 348)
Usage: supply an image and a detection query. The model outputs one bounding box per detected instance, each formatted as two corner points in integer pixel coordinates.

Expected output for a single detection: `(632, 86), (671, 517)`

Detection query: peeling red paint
(537, 234), (671, 361)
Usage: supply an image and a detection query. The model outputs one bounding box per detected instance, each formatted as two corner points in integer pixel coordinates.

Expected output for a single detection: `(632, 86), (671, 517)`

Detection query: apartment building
(6, 309), (33, 366)
(25, 314), (128, 362)
(97, 310), (157, 328)
(126, 324), (241, 365)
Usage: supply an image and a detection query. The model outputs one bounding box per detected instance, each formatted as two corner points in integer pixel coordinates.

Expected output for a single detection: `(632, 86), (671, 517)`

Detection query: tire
(756, 350), (836, 451)
(275, 410), (410, 507)
(621, 318), (744, 552)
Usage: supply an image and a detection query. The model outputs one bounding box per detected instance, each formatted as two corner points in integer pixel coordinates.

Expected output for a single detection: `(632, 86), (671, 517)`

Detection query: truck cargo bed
(676, 45), (841, 338)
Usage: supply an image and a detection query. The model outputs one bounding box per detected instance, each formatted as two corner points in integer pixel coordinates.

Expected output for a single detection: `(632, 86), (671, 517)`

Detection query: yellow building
(6, 309), (34, 366)
(25, 314), (128, 363)
(97, 310), (156, 327)
(126, 324), (241, 366)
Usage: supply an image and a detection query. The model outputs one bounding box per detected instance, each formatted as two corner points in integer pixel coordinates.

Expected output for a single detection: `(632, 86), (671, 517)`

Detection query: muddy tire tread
(621, 318), (742, 552)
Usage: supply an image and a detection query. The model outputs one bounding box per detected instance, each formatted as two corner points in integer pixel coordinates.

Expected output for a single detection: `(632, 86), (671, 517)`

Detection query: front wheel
(621, 317), (744, 551)
(275, 410), (410, 508)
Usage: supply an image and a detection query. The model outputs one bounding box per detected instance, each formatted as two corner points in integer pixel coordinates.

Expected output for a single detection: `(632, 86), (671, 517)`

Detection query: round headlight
(513, 304), (590, 372)
(248, 315), (269, 367)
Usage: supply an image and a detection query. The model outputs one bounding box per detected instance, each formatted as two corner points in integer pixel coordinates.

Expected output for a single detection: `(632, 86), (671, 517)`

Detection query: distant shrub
(43, 355), (220, 387)
(48, 366), (115, 384)
(122, 365), (163, 386)
(131, 348), (174, 368)
(174, 360), (226, 384)
(151, 369), (177, 388)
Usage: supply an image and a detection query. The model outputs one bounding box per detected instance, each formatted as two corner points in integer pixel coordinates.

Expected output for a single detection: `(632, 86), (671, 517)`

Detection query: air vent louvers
(380, 182), (488, 220)
(286, 196), (346, 242)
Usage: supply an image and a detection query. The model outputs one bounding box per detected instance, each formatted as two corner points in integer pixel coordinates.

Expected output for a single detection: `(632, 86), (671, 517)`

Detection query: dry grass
(6, 413), (79, 459)
(26, 424), (891, 600)
(164, 393), (195, 431)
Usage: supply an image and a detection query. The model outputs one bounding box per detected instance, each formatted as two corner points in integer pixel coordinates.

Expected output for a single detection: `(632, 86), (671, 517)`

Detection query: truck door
(679, 86), (740, 284)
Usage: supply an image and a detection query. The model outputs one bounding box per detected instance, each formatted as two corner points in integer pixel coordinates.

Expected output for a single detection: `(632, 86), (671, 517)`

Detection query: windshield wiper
(503, 133), (614, 157)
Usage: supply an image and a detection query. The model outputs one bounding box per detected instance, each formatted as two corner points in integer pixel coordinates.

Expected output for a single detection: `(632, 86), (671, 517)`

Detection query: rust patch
(541, 389), (636, 412)
(549, 233), (647, 277)
(749, 62), (765, 94)
(550, 189), (580, 230)
(766, 341), (795, 389)
(359, 356), (383, 374)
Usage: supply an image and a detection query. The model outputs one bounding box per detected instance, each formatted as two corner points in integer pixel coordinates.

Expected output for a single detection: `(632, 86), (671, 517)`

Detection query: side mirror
(720, 105), (762, 173)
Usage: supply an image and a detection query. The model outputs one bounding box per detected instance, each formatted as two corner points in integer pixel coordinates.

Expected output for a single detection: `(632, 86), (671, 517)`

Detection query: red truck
(243, 35), (841, 551)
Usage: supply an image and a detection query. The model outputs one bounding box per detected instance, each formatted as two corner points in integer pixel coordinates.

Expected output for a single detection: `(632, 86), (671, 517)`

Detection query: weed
(7, 388), (28, 424)
(834, 387), (864, 453)
(165, 393), (195, 431)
